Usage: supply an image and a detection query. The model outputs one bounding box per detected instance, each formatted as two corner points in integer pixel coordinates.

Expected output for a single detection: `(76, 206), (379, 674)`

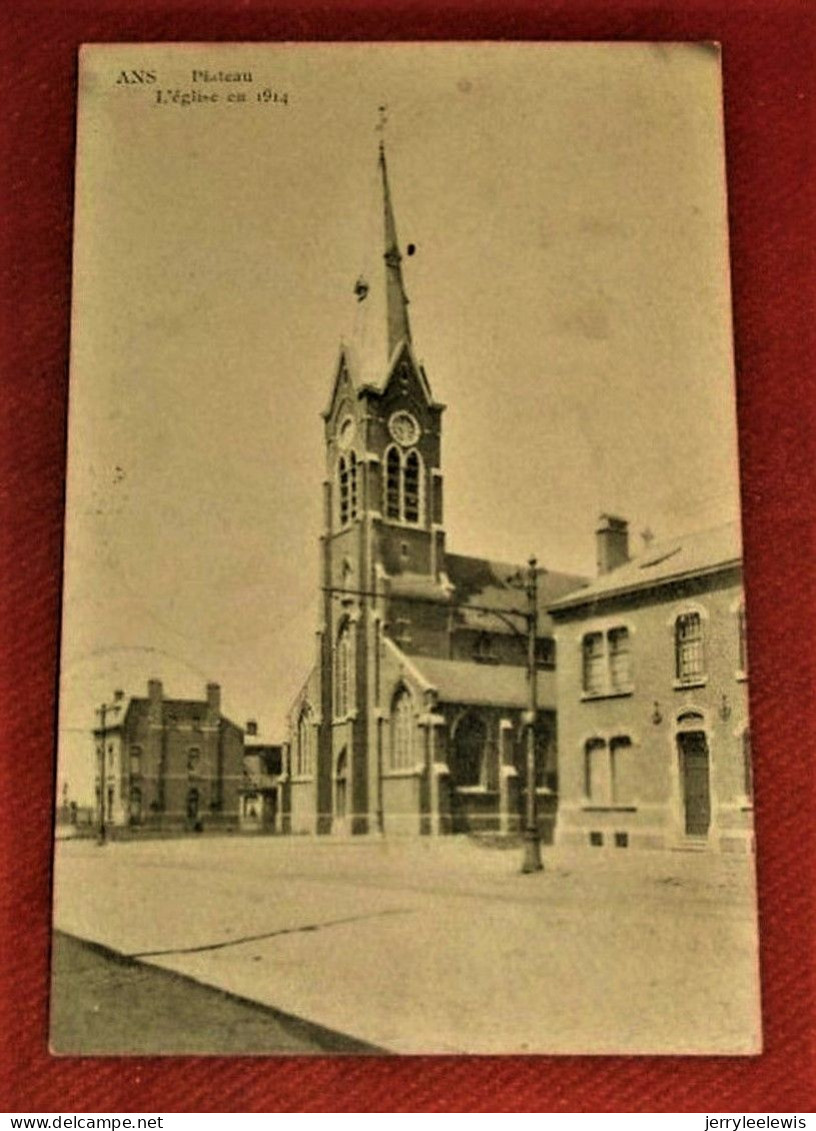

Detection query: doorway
(677, 730), (711, 837)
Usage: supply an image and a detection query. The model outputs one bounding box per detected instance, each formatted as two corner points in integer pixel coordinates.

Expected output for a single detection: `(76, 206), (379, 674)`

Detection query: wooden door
(678, 731), (711, 837)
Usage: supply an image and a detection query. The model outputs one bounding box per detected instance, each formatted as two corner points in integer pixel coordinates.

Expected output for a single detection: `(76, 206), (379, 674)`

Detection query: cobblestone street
(52, 836), (762, 1055)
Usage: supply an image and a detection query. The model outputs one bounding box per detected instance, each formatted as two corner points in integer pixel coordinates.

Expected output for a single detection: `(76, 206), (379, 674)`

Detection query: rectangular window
(582, 633), (605, 695)
(676, 612), (704, 682)
(585, 738), (611, 804)
(742, 729), (753, 801)
(608, 627), (631, 690)
(610, 736), (634, 804)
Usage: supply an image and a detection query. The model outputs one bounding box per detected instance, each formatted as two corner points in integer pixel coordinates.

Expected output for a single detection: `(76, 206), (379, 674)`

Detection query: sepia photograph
(51, 41), (761, 1056)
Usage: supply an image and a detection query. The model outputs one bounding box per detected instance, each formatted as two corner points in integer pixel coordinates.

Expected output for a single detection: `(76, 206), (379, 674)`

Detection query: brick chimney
(206, 682), (221, 719)
(147, 678), (163, 723)
(246, 719), (258, 736)
(596, 515), (629, 575)
(113, 688), (124, 702)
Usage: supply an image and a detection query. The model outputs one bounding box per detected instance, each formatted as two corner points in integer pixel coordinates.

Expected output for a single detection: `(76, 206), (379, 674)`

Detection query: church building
(283, 141), (586, 837)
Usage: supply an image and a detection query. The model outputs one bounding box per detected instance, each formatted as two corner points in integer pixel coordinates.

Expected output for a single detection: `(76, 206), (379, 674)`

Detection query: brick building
(93, 680), (244, 833)
(548, 518), (753, 853)
(283, 141), (585, 838)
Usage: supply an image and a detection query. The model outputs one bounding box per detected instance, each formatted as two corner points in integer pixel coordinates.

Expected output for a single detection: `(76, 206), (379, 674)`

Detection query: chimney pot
(246, 719), (258, 736)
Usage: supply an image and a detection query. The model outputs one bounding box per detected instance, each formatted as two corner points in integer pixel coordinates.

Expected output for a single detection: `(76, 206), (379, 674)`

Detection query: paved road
(52, 836), (762, 1055)
(50, 931), (382, 1055)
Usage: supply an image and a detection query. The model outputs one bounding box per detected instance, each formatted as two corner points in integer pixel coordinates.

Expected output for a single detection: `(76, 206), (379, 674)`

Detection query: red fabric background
(1, 0), (813, 1113)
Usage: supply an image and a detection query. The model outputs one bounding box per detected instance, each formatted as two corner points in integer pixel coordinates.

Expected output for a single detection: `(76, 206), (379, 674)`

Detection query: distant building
(238, 720), (283, 833)
(548, 517), (753, 853)
(55, 781), (94, 836)
(93, 680), (244, 833)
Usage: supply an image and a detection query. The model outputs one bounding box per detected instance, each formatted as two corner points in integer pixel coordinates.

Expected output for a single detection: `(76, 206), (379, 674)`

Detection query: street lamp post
(96, 701), (108, 846)
(521, 556), (543, 873)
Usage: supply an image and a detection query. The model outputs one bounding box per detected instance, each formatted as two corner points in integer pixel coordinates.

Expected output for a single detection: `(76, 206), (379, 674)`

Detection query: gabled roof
(409, 656), (538, 708)
(548, 520), (742, 613)
(384, 641), (557, 710)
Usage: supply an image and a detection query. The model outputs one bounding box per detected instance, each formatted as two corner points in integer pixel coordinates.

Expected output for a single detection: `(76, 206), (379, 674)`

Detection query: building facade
(283, 142), (585, 838)
(93, 680), (245, 833)
(238, 720), (283, 833)
(549, 518), (753, 853)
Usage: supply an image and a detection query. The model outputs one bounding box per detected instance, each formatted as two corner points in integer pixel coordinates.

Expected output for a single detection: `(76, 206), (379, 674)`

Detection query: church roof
(404, 654), (557, 710)
(547, 520), (742, 613)
(386, 554), (587, 634)
(445, 553), (588, 632)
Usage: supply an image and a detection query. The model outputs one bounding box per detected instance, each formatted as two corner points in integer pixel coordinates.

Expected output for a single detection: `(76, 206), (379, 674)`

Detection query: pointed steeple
(378, 133), (412, 360)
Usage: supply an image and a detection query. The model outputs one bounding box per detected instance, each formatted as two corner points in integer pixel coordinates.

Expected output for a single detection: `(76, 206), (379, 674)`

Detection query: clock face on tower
(388, 410), (421, 447)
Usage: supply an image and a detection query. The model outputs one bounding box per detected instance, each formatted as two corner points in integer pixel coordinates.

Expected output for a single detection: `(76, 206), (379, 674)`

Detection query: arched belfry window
(385, 446), (401, 520)
(390, 687), (414, 770)
(404, 450), (420, 523)
(338, 456), (349, 526)
(338, 453), (359, 528)
(383, 445), (422, 525)
(335, 621), (354, 718)
(349, 451), (358, 519)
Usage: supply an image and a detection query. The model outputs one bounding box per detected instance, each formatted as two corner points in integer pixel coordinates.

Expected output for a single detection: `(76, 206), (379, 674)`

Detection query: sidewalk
(52, 836), (762, 1055)
(50, 931), (383, 1055)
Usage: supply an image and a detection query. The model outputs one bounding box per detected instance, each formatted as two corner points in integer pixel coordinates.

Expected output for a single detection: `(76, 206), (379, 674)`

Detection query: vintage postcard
(51, 42), (761, 1055)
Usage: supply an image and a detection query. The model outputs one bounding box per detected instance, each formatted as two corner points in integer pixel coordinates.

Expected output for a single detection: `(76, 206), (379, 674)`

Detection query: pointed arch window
(296, 706), (314, 777)
(349, 451), (358, 520)
(389, 687), (414, 770)
(385, 447), (401, 520)
(404, 450), (420, 523)
(335, 621), (354, 719)
(338, 453), (359, 528)
(383, 445), (422, 525)
(338, 456), (350, 526)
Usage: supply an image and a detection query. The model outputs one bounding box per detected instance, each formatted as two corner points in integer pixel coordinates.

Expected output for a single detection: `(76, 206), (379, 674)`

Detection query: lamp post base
(521, 828), (543, 873)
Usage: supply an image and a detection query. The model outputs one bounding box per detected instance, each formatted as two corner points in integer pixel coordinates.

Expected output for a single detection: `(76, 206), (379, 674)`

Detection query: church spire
(377, 109), (412, 360)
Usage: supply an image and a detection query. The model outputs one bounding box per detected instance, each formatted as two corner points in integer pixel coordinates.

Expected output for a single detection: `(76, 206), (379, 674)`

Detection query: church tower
(315, 135), (447, 835)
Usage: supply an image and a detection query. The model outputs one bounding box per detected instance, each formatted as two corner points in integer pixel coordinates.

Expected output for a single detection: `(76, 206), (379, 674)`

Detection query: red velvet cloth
(1, 0), (813, 1113)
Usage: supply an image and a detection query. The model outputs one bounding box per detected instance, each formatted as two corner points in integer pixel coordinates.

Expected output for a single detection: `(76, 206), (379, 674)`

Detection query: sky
(59, 42), (742, 803)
